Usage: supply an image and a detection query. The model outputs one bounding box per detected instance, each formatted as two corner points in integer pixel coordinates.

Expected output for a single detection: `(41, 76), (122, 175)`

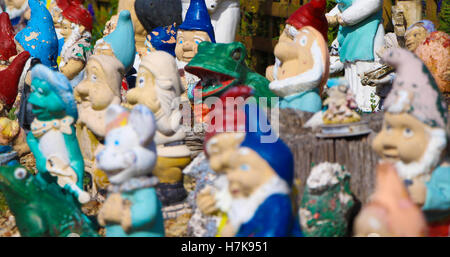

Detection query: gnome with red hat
(0, 12), (30, 115)
(58, 0), (92, 81)
(266, 0), (329, 113)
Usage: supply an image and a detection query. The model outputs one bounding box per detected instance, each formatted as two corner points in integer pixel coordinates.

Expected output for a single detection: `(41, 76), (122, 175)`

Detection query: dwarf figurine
(326, 0), (385, 112)
(322, 78), (360, 124)
(26, 64), (89, 204)
(58, 0), (92, 82)
(96, 104), (164, 237)
(372, 48), (450, 237)
(48, 0), (70, 60)
(267, 25), (329, 113)
(74, 54), (125, 196)
(126, 51), (191, 206)
(176, 0), (216, 93)
(4, 0), (29, 32)
(14, 0), (59, 131)
(354, 163), (428, 237)
(145, 24), (178, 57)
(218, 107), (302, 237)
(404, 20), (436, 52)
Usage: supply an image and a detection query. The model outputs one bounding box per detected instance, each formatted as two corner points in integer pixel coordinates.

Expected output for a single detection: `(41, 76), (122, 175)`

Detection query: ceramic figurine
(58, 0), (92, 82)
(414, 31), (450, 94)
(266, 24), (329, 113)
(404, 20), (436, 52)
(185, 42), (275, 120)
(322, 78), (360, 125)
(216, 106), (302, 237)
(354, 163), (427, 237)
(15, 0), (59, 131)
(182, 0), (240, 43)
(94, 10), (135, 74)
(96, 104), (165, 237)
(372, 48), (450, 237)
(48, 0), (69, 62)
(299, 162), (357, 237)
(26, 64), (89, 204)
(116, 0), (148, 57)
(126, 51), (191, 206)
(326, 0), (385, 112)
(74, 55), (125, 196)
(3, 0), (29, 32)
(176, 0), (215, 93)
(145, 24), (178, 57)
(0, 165), (98, 236)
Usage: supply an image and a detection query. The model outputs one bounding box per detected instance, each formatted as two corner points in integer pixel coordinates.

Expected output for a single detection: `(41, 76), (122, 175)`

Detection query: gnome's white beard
(60, 25), (83, 67)
(228, 176), (289, 230)
(77, 98), (121, 137)
(270, 40), (324, 97)
(394, 128), (447, 180)
(6, 2), (28, 20)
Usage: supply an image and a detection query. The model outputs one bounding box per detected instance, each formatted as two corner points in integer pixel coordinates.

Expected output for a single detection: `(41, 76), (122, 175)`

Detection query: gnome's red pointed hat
(61, 1), (93, 32)
(56, 0), (70, 10)
(0, 13), (18, 62)
(0, 51), (30, 108)
(286, 0), (328, 41)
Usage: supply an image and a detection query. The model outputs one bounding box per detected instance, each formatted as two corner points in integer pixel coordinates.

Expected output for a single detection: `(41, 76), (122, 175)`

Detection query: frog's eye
(231, 49), (242, 61)
(37, 88), (44, 94)
(14, 168), (27, 180)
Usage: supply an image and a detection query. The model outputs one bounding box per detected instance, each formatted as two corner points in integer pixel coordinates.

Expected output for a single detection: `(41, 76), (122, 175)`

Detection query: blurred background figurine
(96, 104), (164, 237)
(372, 48), (450, 237)
(3, 0), (29, 32)
(145, 24), (178, 57)
(326, 0), (385, 112)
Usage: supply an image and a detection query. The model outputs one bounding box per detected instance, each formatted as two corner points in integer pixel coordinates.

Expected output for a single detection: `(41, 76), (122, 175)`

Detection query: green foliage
(439, 0), (450, 34)
(0, 192), (7, 216)
(326, 0), (338, 46)
(85, 0), (119, 46)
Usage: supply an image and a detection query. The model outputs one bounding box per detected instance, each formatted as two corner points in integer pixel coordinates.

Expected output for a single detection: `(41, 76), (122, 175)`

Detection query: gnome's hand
(197, 187), (219, 216)
(326, 15), (339, 27)
(408, 177), (427, 206)
(266, 65), (275, 82)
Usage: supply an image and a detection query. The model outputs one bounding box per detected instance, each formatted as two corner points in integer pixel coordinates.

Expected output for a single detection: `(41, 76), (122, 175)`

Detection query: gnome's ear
(129, 104), (156, 145)
(105, 104), (127, 126)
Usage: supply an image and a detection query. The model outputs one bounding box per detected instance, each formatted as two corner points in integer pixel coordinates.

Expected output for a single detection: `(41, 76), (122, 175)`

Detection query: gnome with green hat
(372, 48), (450, 237)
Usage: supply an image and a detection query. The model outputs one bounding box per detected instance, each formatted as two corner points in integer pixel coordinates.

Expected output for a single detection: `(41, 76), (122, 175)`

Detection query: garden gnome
(299, 162), (357, 237)
(116, 0), (147, 57)
(326, 0), (385, 112)
(94, 10), (135, 74)
(219, 106), (303, 237)
(404, 20), (436, 52)
(176, 0), (216, 93)
(145, 24), (178, 57)
(266, 25), (329, 113)
(26, 64), (89, 204)
(372, 48), (450, 237)
(126, 51), (191, 206)
(15, 0), (59, 131)
(414, 31), (450, 94)
(322, 77), (360, 124)
(74, 55), (125, 197)
(3, 0), (29, 32)
(59, 0), (92, 82)
(96, 104), (165, 237)
(48, 0), (70, 60)
(354, 163), (428, 237)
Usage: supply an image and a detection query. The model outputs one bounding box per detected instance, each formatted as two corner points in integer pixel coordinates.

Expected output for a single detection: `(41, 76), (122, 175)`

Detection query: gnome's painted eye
(91, 74), (97, 82)
(240, 164), (250, 172)
(14, 168), (27, 180)
(194, 39), (202, 45)
(403, 128), (414, 138)
(179, 39), (183, 44)
(299, 35), (307, 46)
(385, 124), (392, 132)
(138, 77), (145, 88)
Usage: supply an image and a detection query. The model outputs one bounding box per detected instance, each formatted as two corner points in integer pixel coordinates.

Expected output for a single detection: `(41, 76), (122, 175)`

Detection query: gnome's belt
(163, 140), (185, 147)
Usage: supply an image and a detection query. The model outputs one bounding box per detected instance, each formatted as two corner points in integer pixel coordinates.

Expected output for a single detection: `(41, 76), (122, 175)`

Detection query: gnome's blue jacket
(236, 194), (303, 237)
(423, 164), (450, 222)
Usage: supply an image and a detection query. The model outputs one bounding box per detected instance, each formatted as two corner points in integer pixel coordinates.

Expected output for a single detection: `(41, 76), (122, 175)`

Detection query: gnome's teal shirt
(279, 89), (322, 113)
(105, 187), (165, 237)
(336, 0), (382, 63)
(423, 164), (450, 222)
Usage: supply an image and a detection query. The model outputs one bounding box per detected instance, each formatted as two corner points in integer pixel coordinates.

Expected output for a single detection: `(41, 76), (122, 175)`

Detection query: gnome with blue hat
(175, 0), (215, 94)
(15, 0), (59, 132)
(94, 10), (135, 74)
(199, 87), (303, 237)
